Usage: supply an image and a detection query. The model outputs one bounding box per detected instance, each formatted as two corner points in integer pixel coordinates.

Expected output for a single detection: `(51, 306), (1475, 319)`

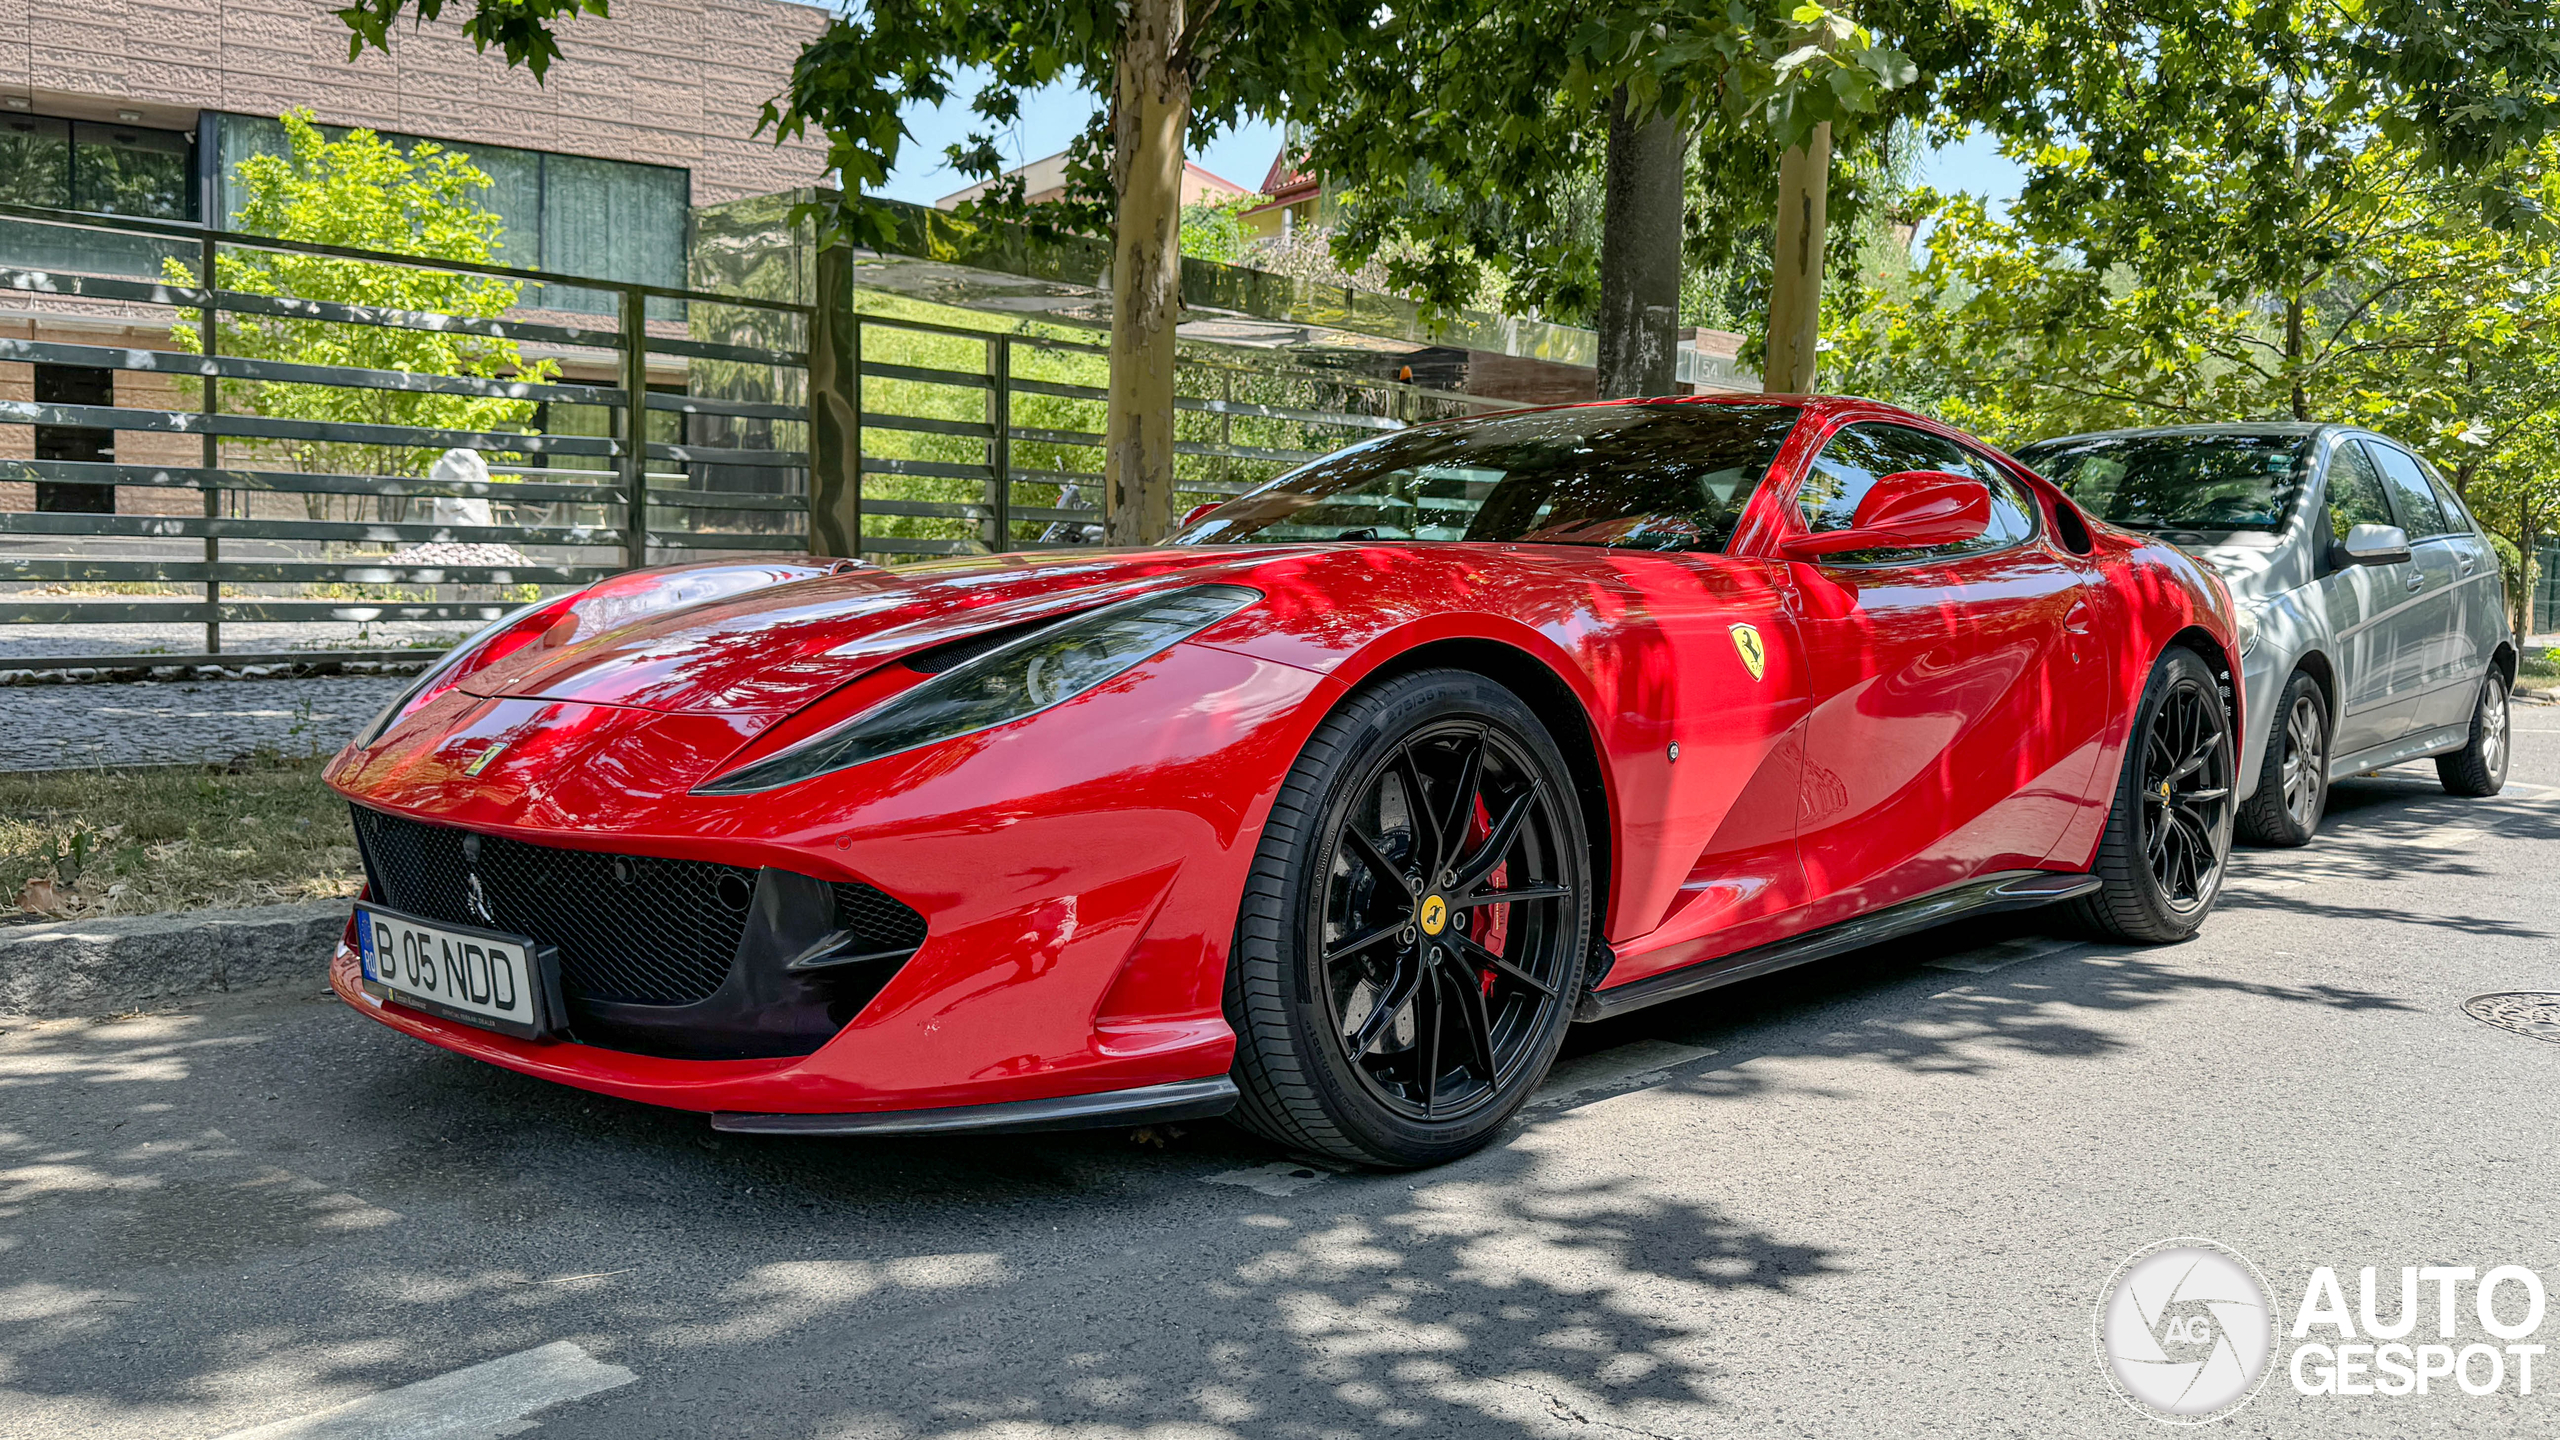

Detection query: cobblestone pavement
(0, 619), (472, 661)
(0, 675), (406, 770)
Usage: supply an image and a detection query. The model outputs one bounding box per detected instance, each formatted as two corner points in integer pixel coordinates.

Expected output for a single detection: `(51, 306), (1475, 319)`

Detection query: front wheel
(2436, 669), (2510, 797)
(1225, 670), (1592, 1168)
(2235, 671), (2328, 847)
(2070, 646), (2237, 942)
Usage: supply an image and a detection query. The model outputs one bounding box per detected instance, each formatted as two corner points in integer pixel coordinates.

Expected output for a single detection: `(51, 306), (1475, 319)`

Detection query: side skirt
(709, 1076), (1238, 1138)
(1575, 870), (2101, 1023)
(2328, 721), (2472, 781)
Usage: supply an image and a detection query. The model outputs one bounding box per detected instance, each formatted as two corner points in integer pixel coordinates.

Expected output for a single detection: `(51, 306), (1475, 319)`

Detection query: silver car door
(2424, 465), (2505, 721)
(2315, 439), (2405, 755)
(2364, 441), (2470, 733)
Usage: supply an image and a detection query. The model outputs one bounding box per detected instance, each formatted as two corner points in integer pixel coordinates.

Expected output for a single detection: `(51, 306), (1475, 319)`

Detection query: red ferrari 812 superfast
(326, 395), (2242, 1167)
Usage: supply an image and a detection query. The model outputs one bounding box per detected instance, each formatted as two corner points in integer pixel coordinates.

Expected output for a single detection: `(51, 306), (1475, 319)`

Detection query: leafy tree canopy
(168, 110), (555, 483)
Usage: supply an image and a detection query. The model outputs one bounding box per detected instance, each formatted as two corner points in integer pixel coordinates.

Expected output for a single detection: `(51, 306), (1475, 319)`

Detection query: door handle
(2459, 554), (2477, 575)
(2406, 572), (2426, 591)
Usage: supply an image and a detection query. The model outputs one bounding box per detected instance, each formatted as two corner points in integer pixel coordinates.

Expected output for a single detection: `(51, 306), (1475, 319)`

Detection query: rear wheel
(2436, 669), (2510, 797)
(2071, 647), (2237, 942)
(2235, 671), (2328, 847)
(1225, 670), (1591, 1168)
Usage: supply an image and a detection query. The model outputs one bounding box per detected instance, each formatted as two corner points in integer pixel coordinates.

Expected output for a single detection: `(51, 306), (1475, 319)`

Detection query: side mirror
(2337, 522), (2411, 566)
(1780, 470), (1991, 561)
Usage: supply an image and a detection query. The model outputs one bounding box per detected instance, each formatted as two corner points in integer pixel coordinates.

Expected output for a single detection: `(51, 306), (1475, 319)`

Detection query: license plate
(354, 902), (552, 1040)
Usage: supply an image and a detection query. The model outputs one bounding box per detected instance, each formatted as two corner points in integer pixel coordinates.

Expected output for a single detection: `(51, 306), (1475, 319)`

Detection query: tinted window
(1797, 422), (2036, 563)
(2016, 432), (2307, 531)
(0, 116), (70, 209)
(2322, 440), (2394, 539)
(2365, 442), (2450, 537)
(1175, 403), (1801, 553)
(2425, 465), (2477, 537)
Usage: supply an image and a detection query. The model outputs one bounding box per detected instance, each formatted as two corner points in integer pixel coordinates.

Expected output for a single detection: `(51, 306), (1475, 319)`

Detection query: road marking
(1926, 936), (2080, 974)
(2402, 826), (2488, 851)
(1530, 1038), (1717, 1107)
(213, 1340), (633, 1440)
(1207, 1160), (1344, 1196)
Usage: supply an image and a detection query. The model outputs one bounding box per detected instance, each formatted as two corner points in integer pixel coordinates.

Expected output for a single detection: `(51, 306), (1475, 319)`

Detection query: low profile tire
(1224, 669), (1593, 1169)
(2235, 671), (2329, 847)
(2436, 669), (2511, 797)
(2071, 646), (2238, 943)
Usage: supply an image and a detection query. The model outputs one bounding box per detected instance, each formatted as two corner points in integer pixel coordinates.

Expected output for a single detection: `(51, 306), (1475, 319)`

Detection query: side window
(2422, 462), (2477, 537)
(2322, 440), (2394, 539)
(1797, 422), (2035, 564)
(2364, 441), (2450, 537)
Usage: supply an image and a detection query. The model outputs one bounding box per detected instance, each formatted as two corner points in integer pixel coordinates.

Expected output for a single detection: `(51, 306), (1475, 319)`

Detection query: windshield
(2014, 432), (2309, 532)
(1174, 403), (1802, 553)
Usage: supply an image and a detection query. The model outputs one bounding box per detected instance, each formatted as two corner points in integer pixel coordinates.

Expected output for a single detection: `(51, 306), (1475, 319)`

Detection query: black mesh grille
(349, 807), (928, 1008)
(837, 879), (929, 955)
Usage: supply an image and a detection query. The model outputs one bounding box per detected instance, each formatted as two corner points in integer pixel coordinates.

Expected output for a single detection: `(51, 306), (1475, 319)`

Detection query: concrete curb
(0, 898), (350, 1018)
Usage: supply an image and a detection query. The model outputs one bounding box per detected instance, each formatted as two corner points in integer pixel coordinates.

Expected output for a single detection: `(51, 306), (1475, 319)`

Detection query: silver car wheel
(2481, 675), (2509, 785)
(2280, 693), (2326, 831)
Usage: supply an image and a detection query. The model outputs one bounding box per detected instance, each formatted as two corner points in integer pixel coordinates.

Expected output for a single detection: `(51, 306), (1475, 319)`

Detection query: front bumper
(325, 639), (1336, 1123)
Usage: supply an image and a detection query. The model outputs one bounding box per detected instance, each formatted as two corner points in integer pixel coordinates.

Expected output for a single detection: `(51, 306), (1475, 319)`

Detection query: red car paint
(324, 396), (2239, 1120)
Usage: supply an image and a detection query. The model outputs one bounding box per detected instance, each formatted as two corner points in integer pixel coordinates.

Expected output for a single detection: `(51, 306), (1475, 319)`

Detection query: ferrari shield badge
(1728, 623), (1767, 681)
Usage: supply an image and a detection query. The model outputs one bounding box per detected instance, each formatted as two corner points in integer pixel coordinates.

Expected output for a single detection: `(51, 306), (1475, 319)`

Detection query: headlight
(697, 584), (1261, 794)
(2236, 602), (2263, 656)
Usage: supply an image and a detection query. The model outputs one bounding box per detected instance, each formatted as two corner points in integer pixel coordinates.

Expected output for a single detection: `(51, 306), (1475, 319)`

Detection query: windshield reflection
(1175, 403), (1803, 554)
(2015, 431), (2308, 533)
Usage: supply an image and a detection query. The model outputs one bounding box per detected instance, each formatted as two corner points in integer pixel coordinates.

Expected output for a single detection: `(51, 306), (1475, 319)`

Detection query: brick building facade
(0, 0), (830, 518)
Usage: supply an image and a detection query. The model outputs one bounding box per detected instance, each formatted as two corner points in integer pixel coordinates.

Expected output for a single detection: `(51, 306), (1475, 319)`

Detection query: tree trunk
(2285, 295), (2309, 420)
(1597, 92), (1684, 399)
(1103, 0), (1189, 546)
(1763, 122), (1831, 394)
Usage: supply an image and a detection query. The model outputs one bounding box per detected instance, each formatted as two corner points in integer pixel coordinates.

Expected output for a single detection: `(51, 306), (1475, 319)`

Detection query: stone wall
(4, 0), (831, 203)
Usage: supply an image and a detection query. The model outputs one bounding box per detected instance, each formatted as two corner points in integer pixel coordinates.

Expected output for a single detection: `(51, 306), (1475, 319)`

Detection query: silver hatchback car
(2015, 423), (2514, 845)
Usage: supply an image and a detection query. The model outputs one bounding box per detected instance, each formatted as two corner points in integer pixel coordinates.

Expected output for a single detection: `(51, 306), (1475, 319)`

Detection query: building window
(33, 365), (118, 515)
(212, 114), (688, 313)
(0, 115), (198, 220)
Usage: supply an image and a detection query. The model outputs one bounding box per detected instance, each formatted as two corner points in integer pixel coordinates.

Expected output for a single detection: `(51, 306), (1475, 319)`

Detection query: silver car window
(2323, 440), (2394, 538)
(2364, 441), (2453, 537)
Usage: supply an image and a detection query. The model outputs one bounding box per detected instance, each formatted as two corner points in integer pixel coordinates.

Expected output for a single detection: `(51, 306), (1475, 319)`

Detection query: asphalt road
(6, 718), (2559, 1438)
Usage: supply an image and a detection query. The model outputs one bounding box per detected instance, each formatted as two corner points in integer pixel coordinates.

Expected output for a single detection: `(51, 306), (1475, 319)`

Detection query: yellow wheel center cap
(1418, 894), (1449, 936)
(2159, 780), (2174, 801)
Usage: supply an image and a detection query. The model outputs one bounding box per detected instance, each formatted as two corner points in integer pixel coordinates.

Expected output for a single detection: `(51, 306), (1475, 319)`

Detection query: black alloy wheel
(2236, 671), (2328, 847)
(1319, 719), (1578, 1122)
(1226, 670), (1591, 1167)
(2073, 647), (2237, 942)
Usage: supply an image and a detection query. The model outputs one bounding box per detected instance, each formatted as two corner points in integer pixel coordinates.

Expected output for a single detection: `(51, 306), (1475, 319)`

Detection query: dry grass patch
(0, 758), (360, 921)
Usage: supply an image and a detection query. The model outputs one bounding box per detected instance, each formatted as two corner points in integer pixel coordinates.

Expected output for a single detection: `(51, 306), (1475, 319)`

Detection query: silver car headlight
(696, 584), (1262, 794)
(2235, 602), (2263, 657)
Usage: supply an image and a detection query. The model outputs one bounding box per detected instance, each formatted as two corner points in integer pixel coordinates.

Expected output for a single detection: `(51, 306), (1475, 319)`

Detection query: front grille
(837, 877), (929, 955)
(349, 807), (928, 1008)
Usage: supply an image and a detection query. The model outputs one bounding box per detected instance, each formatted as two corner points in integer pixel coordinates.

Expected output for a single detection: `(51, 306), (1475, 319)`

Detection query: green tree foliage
(1832, 130), (2560, 627)
(167, 111), (554, 494)
(1295, 0), (1919, 326)
(1177, 194), (1253, 264)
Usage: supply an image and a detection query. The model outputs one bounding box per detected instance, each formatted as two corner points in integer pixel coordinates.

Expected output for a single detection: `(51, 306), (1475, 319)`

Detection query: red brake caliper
(1470, 793), (1506, 995)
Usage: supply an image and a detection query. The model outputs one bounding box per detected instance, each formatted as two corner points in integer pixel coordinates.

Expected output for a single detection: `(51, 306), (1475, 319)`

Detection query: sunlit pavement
(6, 715), (2558, 1438)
